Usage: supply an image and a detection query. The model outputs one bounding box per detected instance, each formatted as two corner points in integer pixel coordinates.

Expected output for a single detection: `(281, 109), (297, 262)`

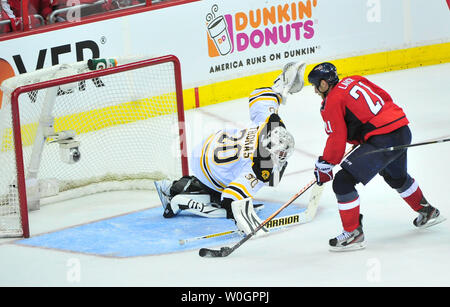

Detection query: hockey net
(0, 55), (188, 238)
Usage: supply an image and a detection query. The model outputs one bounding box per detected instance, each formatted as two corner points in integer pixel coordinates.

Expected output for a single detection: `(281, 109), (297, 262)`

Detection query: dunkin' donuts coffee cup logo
(206, 5), (233, 56)
(206, 1), (318, 57)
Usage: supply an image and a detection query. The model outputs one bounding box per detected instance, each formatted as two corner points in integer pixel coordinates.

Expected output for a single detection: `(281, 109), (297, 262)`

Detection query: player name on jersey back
(242, 127), (259, 159)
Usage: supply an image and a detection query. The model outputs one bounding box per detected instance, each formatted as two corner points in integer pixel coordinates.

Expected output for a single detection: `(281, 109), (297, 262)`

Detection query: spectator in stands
(48, 0), (144, 24)
(1, 0), (19, 32)
(0, 0), (48, 32)
(48, 0), (114, 23)
(1, 0), (147, 31)
(46, 0), (68, 23)
(30, 0), (53, 23)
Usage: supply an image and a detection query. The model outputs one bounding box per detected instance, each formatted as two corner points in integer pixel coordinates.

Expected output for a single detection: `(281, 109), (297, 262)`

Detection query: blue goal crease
(16, 202), (305, 257)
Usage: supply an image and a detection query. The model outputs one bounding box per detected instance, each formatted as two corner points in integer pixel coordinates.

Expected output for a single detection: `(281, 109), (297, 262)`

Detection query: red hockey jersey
(320, 75), (409, 165)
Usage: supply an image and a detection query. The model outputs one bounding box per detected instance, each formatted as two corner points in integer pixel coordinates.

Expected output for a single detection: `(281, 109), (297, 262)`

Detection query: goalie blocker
(231, 198), (268, 236)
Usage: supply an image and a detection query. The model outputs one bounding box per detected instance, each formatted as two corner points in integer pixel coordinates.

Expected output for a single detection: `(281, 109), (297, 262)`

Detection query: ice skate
(154, 180), (175, 217)
(329, 214), (366, 252)
(413, 204), (446, 228)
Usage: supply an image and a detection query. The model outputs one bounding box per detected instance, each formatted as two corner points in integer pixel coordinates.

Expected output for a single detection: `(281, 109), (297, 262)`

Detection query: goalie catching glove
(314, 157), (334, 186)
(272, 61), (306, 104)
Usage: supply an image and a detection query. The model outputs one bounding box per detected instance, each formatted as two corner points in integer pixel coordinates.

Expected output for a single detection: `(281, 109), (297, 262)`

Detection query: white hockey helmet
(262, 126), (295, 166)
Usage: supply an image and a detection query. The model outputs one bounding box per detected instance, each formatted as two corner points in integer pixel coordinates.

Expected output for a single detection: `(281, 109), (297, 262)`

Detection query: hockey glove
(314, 157), (334, 186)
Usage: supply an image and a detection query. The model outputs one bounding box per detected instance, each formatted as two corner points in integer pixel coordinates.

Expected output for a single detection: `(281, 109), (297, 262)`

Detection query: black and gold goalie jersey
(190, 113), (288, 202)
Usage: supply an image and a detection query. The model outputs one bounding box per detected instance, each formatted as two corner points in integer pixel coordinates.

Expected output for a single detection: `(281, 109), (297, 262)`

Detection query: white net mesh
(0, 56), (186, 237)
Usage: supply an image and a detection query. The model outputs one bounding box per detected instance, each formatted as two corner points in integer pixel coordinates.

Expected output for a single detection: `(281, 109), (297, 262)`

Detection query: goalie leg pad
(170, 194), (227, 218)
(231, 198), (268, 236)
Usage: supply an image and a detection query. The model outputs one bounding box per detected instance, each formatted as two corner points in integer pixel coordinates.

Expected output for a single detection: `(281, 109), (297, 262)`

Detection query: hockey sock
(337, 193), (361, 232)
(396, 178), (425, 211)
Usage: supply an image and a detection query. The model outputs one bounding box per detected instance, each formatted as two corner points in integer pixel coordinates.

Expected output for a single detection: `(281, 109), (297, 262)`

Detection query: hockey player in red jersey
(307, 62), (445, 251)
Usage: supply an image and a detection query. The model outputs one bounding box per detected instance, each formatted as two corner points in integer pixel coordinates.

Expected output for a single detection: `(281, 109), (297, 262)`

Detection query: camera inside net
(50, 130), (81, 164)
(59, 141), (81, 164)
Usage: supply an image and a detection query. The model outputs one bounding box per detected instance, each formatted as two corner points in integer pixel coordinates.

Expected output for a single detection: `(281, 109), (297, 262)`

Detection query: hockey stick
(198, 145), (357, 258)
(180, 210), (314, 245)
(182, 184), (325, 245)
(180, 230), (238, 245)
(198, 179), (316, 257)
(362, 137), (450, 155)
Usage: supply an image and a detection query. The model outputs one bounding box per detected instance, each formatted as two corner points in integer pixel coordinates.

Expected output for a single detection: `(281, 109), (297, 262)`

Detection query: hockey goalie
(154, 61), (305, 236)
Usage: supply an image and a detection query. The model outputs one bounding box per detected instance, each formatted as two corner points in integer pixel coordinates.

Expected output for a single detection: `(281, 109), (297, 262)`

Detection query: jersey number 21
(349, 81), (385, 115)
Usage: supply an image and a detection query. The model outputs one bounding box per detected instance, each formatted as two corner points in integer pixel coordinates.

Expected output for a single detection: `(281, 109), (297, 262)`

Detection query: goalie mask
(262, 126), (295, 166)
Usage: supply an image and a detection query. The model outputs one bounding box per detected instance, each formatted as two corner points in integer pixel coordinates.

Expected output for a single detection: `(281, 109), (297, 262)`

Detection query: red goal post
(0, 55), (189, 238)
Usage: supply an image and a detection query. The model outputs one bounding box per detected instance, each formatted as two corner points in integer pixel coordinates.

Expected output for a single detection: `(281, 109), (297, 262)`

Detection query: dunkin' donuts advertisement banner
(0, 0), (449, 98)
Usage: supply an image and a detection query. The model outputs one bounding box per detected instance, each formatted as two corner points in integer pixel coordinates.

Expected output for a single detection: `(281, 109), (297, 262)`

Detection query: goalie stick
(180, 184), (324, 245)
(198, 145), (357, 258)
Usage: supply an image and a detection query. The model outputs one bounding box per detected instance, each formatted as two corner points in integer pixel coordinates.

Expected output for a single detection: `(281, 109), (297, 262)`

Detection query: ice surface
(0, 63), (449, 287)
